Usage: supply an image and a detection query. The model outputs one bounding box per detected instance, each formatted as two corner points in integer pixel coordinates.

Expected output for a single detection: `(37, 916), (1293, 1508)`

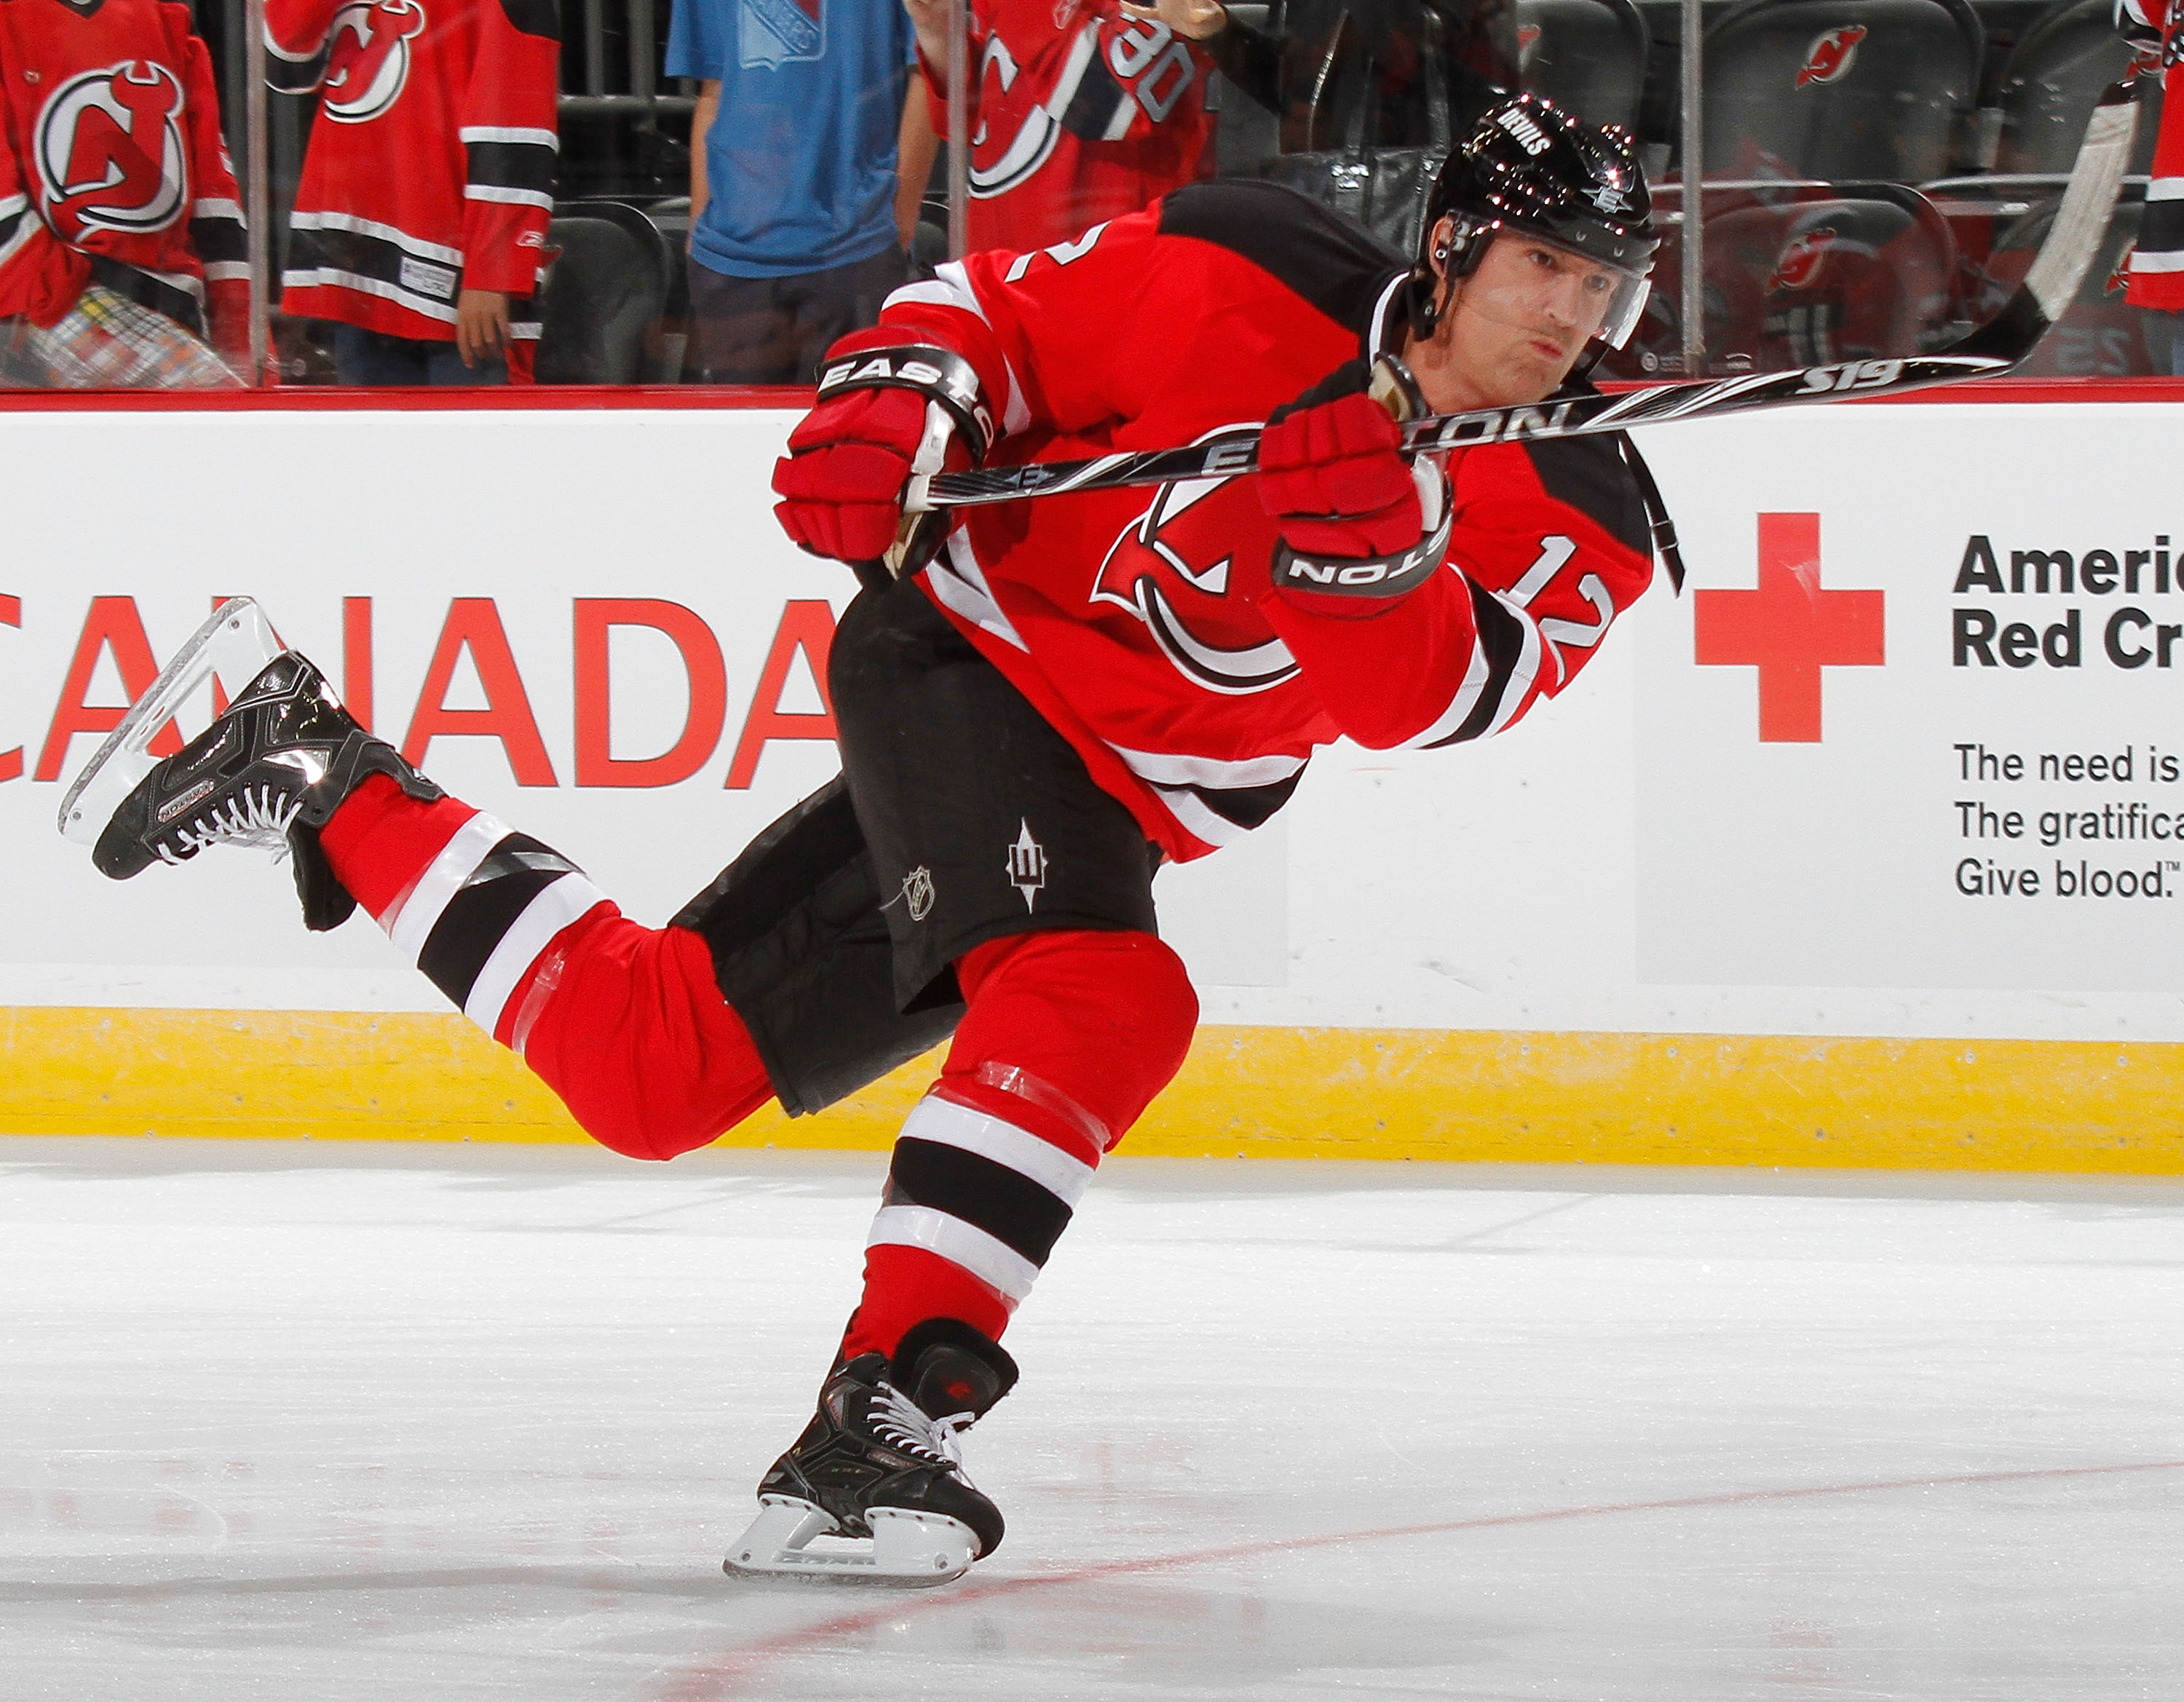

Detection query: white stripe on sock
(900, 1095), (1096, 1206)
(866, 1204), (1041, 1302)
(461, 874), (609, 1037)
(386, 813), (507, 957)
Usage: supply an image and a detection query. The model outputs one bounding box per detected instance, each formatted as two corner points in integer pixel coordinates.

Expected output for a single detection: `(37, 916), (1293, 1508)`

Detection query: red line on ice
(652, 1457), (2184, 1698)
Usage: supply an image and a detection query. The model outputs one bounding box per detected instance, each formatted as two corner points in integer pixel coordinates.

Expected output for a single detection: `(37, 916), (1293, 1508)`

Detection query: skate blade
(56, 598), (283, 846)
(722, 1496), (978, 1588)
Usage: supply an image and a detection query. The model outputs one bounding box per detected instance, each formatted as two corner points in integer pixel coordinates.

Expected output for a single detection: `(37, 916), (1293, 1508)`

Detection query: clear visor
(1456, 229), (1653, 352)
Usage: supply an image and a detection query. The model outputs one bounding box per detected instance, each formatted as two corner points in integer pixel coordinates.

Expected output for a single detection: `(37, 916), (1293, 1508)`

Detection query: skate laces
(158, 783), (304, 864)
(870, 1380), (978, 1476)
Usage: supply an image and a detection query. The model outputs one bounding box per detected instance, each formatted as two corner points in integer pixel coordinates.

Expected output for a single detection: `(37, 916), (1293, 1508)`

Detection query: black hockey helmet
(1416, 92), (1658, 349)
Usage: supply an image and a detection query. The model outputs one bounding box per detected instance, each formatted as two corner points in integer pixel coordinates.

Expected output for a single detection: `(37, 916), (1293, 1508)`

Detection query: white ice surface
(1, 1138), (2180, 1700)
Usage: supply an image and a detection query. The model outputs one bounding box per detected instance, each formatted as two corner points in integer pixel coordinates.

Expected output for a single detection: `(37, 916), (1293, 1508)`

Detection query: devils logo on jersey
(1090, 434), (1300, 697)
(1769, 226), (1838, 291)
(34, 60), (188, 240)
(1795, 25), (1866, 86)
(323, 0), (428, 124)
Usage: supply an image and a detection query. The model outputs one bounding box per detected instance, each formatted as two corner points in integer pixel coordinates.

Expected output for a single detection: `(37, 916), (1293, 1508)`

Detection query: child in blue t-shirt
(668, 0), (927, 382)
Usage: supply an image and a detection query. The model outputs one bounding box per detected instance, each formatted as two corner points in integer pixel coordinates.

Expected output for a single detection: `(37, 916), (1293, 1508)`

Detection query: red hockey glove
(772, 385), (931, 563)
(1257, 360), (1449, 600)
(1257, 378), (1422, 561)
(772, 335), (997, 569)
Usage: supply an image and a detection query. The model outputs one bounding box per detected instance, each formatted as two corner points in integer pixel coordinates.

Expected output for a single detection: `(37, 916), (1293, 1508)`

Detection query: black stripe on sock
(414, 834), (580, 1008)
(888, 1136), (1075, 1267)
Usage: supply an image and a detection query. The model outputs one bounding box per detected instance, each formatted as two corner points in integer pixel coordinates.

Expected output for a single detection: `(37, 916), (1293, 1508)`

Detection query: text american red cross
(1692, 512), (1884, 743)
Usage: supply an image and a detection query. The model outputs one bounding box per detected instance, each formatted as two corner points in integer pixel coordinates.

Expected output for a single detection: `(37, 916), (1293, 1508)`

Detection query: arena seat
(1699, 0), (1985, 181)
(1516, 0), (1650, 130)
(1990, 0), (2148, 175)
(535, 199), (676, 386)
(1606, 183), (1962, 376)
(1971, 189), (2158, 374)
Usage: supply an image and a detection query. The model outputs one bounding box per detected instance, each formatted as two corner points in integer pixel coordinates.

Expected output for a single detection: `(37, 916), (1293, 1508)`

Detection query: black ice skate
(60, 598), (440, 931)
(726, 1319), (1018, 1587)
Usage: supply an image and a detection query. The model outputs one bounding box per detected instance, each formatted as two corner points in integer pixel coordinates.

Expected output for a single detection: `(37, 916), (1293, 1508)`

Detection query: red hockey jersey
(2124, 0), (2184, 312)
(0, 0), (247, 348)
(925, 0), (1214, 253)
(877, 183), (1662, 861)
(266, 0), (558, 343)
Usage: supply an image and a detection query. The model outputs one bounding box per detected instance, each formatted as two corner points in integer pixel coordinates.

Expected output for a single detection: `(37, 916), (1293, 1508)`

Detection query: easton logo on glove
(1269, 503), (1455, 598)
(816, 344), (995, 462)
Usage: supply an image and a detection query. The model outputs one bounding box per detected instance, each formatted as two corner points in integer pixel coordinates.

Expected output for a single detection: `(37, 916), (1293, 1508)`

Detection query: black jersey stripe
(2139, 195), (2184, 255)
(415, 836), (582, 1008)
(266, 47), (328, 95)
(84, 254), (203, 333)
(1058, 47), (1130, 143)
(189, 213), (248, 268)
(286, 223), (544, 322)
(1157, 178), (1408, 341)
(464, 140), (558, 199)
(887, 1137), (1076, 1267)
(1180, 769), (1305, 833)
(1421, 579), (1532, 749)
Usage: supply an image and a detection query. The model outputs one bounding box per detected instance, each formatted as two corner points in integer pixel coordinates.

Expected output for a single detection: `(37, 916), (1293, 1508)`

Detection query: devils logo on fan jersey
(323, 0), (428, 124)
(34, 59), (188, 240)
(1795, 25), (1866, 86)
(1769, 226), (1838, 291)
(1089, 434), (1301, 696)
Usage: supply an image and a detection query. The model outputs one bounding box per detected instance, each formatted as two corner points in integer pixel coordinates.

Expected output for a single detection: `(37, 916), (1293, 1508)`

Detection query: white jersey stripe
(1111, 745), (1307, 790)
(462, 874), (610, 1036)
(1150, 783), (1252, 847)
(463, 185), (555, 210)
(288, 209), (464, 265)
(1400, 625), (1492, 748)
(459, 126), (561, 149)
(900, 1096), (1096, 1206)
(867, 1205), (1040, 1301)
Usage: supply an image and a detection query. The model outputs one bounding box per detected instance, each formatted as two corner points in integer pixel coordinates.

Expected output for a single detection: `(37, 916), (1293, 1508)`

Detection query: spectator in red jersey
(2118, 0), (2184, 373)
(266, 0), (560, 385)
(0, 0), (249, 387)
(903, 0), (1216, 253)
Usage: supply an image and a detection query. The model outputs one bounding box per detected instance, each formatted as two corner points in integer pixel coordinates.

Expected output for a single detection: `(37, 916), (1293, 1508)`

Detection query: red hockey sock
(840, 928), (1199, 1361)
(317, 772), (478, 925)
(319, 773), (774, 1162)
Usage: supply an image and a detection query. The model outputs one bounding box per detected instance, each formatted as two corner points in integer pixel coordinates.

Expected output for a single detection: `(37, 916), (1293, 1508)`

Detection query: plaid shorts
(0, 286), (242, 389)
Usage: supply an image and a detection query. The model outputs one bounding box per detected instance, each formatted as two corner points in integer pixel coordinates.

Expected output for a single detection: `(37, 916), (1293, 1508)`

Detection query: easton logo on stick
(1796, 25), (1867, 86)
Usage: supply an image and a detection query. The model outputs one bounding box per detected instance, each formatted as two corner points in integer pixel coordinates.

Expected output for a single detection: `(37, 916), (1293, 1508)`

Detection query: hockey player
(0, 0), (250, 387)
(266, 0), (559, 384)
(905, 0), (1216, 251)
(70, 94), (1671, 1585)
(2117, 0), (2184, 373)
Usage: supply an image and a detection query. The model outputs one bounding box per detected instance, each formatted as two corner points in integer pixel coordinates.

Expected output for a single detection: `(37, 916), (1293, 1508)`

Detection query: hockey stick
(908, 84), (2137, 515)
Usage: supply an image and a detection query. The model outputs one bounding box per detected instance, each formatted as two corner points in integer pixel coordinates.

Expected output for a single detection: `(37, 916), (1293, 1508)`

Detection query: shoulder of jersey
(1156, 179), (1409, 330)
(1509, 378), (1653, 561)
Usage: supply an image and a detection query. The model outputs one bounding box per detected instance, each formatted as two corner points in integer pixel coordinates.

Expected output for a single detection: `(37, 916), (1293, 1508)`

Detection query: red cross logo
(1693, 512), (1883, 742)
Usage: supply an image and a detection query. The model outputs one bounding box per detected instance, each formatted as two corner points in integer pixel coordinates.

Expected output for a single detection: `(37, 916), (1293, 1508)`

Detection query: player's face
(1415, 229), (1621, 411)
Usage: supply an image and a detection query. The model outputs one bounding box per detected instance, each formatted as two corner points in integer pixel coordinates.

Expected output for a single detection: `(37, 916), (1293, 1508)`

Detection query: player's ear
(1427, 215), (1458, 282)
